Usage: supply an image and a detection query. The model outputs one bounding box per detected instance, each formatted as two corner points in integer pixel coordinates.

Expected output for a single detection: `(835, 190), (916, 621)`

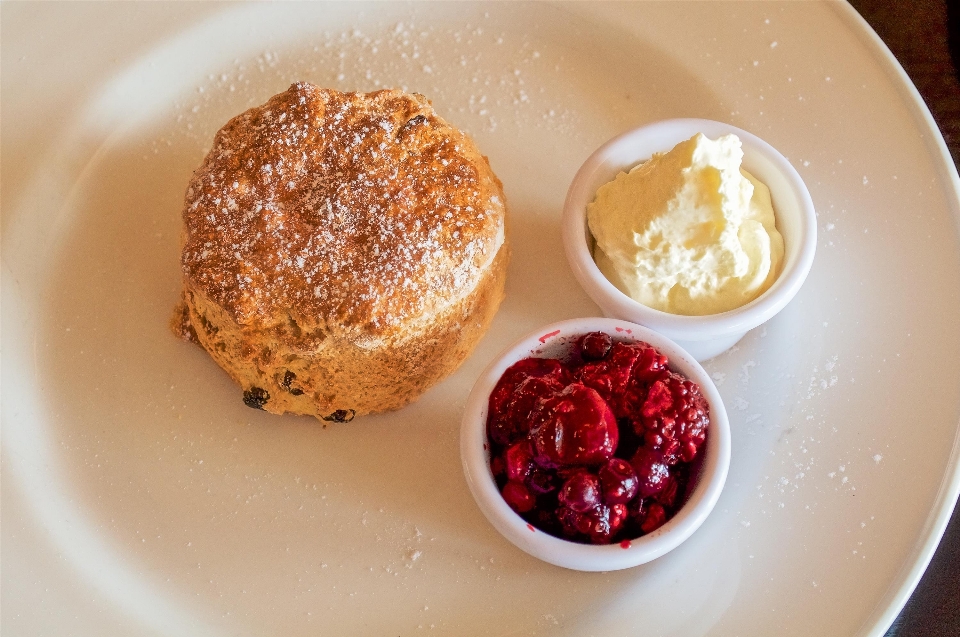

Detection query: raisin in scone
(174, 83), (508, 422)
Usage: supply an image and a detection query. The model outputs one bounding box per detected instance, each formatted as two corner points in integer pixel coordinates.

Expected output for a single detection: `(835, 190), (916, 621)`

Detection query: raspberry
(642, 380), (674, 418)
(633, 372), (710, 465)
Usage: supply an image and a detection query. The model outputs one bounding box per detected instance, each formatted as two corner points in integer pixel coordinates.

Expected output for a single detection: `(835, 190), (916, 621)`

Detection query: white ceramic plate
(4, 3), (959, 635)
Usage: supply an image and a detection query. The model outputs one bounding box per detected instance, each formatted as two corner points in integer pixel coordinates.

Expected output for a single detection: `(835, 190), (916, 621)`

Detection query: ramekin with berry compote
(461, 318), (730, 571)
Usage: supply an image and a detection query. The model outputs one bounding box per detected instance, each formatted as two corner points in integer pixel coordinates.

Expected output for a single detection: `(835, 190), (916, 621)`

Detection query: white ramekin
(561, 118), (817, 361)
(460, 317), (730, 571)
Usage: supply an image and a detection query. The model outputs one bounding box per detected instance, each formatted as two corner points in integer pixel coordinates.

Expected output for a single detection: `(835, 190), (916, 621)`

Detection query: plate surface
(4, 3), (960, 636)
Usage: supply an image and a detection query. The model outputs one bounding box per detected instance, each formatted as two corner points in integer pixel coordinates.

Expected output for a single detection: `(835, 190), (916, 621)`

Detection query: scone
(174, 83), (508, 422)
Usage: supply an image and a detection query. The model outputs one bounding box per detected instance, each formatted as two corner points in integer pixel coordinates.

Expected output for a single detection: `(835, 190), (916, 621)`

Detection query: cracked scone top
(176, 83), (508, 421)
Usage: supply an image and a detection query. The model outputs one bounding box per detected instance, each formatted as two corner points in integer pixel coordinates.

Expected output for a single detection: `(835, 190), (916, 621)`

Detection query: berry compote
(486, 332), (710, 545)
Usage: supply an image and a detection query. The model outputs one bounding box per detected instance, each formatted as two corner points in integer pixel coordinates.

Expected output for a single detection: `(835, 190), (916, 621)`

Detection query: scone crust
(183, 245), (506, 418)
(178, 83), (507, 419)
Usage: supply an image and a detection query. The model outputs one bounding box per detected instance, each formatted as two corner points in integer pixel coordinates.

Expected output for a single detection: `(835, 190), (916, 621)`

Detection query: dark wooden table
(848, 1), (960, 635)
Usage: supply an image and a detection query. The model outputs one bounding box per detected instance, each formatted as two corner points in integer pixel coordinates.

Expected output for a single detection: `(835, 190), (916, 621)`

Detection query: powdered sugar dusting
(181, 83), (504, 337)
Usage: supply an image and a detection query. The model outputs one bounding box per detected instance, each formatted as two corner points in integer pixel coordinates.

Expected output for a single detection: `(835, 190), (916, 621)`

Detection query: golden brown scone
(175, 83), (508, 422)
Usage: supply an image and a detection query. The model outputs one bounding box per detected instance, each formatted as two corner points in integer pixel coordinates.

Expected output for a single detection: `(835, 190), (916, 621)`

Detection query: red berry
(557, 505), (592, 538)
(559, 470), (601, 513)
(661, 439), (681, 463)
(633, 343), (669, 382)
(584, 504), (618, 544)
(641, 503), (667, 533)
(504, 440), (535, 482)
(631, 448), (671, 497)
(644, 430), (663, 448)
(610, 503), (628, 536)
(599, 458), (639, 505)
(530, 384), (618, 467)
(654, 475), (679, 508)
(577, 332), (613, 361)
(505, 376), (567, 438)
(526, 466), (558, 494)
(487, 358), (571, 446)
(501, 481), (535, 513)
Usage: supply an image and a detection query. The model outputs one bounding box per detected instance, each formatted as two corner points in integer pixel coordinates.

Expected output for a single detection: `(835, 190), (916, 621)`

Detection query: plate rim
(830, 2), (960, 636)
